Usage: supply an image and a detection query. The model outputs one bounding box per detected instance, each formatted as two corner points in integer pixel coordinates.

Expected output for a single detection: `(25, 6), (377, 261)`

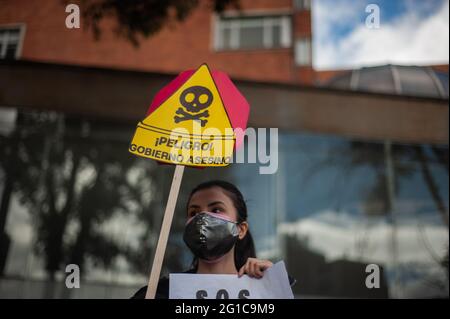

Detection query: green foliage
(77, 0), (240, 46)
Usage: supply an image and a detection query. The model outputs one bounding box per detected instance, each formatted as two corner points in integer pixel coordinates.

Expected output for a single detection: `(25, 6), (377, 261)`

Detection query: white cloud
(279, 210), (449, 297)
(313, 0), (450, 70)
(279, 210), (449, 267)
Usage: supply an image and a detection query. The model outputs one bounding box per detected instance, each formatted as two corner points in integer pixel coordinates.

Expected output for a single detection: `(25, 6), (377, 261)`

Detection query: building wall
(0, 0), (313, 84)
(0, 106), (447, 298)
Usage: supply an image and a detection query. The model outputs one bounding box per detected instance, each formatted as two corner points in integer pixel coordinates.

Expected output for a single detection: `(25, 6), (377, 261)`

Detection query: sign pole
(145, 164), (185, 299)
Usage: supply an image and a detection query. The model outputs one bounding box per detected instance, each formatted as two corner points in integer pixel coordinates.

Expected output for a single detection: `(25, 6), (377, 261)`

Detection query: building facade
(0, 0), (313, 84)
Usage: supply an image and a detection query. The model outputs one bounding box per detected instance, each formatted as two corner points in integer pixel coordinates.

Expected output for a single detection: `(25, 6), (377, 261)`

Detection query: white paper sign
(169, 261), (294, 299)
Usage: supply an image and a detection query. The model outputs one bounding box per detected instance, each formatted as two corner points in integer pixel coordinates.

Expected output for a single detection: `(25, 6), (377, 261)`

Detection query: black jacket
(131, 270), (296, 299)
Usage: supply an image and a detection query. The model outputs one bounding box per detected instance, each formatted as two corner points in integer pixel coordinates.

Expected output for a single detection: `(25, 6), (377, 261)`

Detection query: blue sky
(312, 0), (449, 70)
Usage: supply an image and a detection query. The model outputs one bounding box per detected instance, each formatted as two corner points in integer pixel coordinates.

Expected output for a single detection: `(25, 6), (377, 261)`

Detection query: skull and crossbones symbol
(174, 86), (213, 127)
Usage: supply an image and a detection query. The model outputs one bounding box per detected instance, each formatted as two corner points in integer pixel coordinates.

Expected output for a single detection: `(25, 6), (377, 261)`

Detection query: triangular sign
(129, 64), (235, 167)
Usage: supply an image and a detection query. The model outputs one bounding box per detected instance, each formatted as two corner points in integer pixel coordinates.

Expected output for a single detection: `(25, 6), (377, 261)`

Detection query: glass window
(240, 25), (264, 49)
(294, 0), (311, 10)
(222, 27), (232, 49)
(396, 66), (442, 98)
(277, 134), (449, 298)
(357, 66), (396, 93)
(0, 26), (23, 59)
(216, 15), (291, 50)
(1, 108), (447, 298)
(294, 38), (311, 66)
(434, 71), (449, 97)
(5, 44), (17, 59)
(272, 24), (281, 47)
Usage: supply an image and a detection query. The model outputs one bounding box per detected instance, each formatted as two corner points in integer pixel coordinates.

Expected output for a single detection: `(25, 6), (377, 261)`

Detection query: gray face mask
(183, 212), (240, 262)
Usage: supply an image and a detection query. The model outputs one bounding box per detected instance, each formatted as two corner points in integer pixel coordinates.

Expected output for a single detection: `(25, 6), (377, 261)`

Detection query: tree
(6, 112), (152, 297)
(76, 0), (240, 46)
(302, 140), (448, 296)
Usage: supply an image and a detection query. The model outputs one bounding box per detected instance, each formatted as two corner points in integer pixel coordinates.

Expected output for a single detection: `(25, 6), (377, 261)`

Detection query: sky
(312, 0), (450, 70)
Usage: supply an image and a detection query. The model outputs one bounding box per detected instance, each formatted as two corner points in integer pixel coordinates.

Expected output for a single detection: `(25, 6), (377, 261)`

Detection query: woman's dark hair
(186, 180), (256, 271)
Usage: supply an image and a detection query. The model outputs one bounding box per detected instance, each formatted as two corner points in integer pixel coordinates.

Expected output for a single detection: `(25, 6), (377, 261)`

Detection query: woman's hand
(238, 258), (273, 279)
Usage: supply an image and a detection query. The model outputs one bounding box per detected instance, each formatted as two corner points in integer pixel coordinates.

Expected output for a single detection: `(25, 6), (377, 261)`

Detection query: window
(215, 15), (291, 50)
(0, 26), (24, 60)
(294, 0), (311, 10)
(294, 37), (311, 66)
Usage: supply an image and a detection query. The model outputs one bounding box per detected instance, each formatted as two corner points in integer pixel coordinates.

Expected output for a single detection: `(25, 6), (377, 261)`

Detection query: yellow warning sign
(129, 64), (235, 167)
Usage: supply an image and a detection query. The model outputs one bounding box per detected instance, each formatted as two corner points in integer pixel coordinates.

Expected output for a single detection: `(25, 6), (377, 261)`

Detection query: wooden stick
(145, 164), (185, 299)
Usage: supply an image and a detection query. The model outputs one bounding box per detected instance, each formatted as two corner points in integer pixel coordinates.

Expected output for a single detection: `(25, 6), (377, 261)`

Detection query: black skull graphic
(174, 86), (213, 127)
(179, 86), (213, 113)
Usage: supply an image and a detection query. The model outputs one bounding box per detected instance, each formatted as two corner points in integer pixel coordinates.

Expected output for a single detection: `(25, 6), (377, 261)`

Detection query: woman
(132, 180), (291, 299)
